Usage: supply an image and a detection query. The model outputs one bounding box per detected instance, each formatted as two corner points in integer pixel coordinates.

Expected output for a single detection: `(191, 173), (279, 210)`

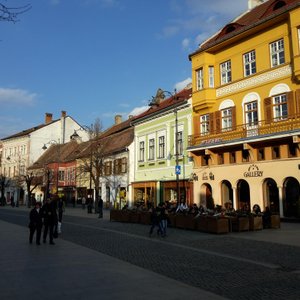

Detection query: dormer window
(225, 25), (236, 34)
(273, 1), (286, 11)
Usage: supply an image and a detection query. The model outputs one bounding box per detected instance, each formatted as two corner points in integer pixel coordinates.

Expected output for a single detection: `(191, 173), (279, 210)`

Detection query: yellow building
(188, 0), (300, 218)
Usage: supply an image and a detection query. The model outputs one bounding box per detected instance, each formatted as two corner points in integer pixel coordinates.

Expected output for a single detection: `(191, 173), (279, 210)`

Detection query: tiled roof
(189, 0), (300, 57)
(131, 87), (192, 123)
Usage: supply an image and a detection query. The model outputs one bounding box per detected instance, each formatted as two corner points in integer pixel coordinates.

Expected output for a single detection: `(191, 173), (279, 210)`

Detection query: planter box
(140, 212), (151, 225)
(120, 210), (131, 222)
(110, 209), (121, 222)
(249, 216), (263, 231)
(168, 214), (176, 227)
(231, 217), (249, 232)
(175, 214), (186, 229)
(271, 215), (281, 229)
(196, 216), (208, 232)
(129, 212), (140, 223)
(207, 218), (229, 234)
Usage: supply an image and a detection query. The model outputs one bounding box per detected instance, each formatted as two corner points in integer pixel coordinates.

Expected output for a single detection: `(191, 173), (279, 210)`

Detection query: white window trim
(196, 68), (204, 90)
(208, 66), (214, 88)
(243, 50), (256, 77)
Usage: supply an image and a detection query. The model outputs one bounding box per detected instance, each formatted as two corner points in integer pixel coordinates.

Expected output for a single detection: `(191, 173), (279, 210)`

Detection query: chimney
(115, 115), (122, 125)
(45, 113), (53, 124)
(61, 110), (67, 118)
(248, 0), (264, 10)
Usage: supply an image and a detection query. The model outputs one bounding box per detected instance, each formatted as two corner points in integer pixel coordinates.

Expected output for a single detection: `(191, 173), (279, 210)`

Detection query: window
(242, 150), (250, 162)
(114, 159), (122, 174)
(272, 146), (280, 159)
(139, 141), (145, 162)
(58, 170), (64, 181)
(158, 136), (165, 158)
(104, 161), (112, 176)
(196, 68), (204, 90)
(220, 60), (231, 85)
(288, 143), (297, 157)
(273, 94), (287, 121)
(218, 153), (224, 165)
(209, 66), (214, 88)
(222, 108), (233, 131)
(298, 28), (300, 53)
(270, 39), (285, 67)
(258, 148), (265, 161)
(121, 157), (127, 173)
(149, 138), (155, 160)
(201, 155), (210, 166)
(230, 152), (236, 163)
(243, 50), (256, 76)
(245, 101), (258, 126)
(200, 114), (210, 135)
(176, 131), (183, 155)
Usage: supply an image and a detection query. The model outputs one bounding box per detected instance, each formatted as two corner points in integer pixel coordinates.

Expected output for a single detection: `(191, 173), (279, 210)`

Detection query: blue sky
(0, 0), (248, 138)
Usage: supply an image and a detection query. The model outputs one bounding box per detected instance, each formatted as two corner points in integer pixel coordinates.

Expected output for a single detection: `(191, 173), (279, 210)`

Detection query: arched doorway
(221, 180), (233, 209)
(200, 183), (213, 209)
(237, 179), (250, 211)
(283, 177), (300, 218)
(263, 178), (279, 213)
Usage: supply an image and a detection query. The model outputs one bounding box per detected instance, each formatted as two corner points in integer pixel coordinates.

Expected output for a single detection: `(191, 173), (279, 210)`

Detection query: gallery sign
(244, 164), (263, 178)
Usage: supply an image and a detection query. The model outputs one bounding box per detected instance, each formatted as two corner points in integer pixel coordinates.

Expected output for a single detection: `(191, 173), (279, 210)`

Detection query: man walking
(98, 196), (103, 218)
(28, 202), (43, 245)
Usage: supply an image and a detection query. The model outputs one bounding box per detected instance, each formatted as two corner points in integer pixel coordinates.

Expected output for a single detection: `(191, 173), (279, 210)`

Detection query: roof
(131, 87), (192, 124)
(189, 0), (300, 58)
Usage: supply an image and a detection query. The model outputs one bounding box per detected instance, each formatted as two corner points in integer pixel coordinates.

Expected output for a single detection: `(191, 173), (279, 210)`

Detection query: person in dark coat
(98, 196), (103, 218)
(29, 202), (43, 245)
(42, 198), (58, 245)
(149, 204), (162, 237)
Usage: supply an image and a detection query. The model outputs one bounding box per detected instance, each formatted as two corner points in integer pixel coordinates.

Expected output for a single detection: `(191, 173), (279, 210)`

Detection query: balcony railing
(188, 114), (300, 147)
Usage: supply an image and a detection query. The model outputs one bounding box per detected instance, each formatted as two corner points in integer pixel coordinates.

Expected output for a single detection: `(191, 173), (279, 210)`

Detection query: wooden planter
(120, 210), (131, 222)
(140, 212), (151, 225)
(249, 216), (263, 231)
(110, 209), (121, 222)
(196, 216), (208, 232)
(168, 214), (176, 227)
(207, 217), (229, 234)
(129, 212), (140, 223)
(231, 217), (249, 232)
(271, 215), (281, 229)
(175, 214), (186, 229)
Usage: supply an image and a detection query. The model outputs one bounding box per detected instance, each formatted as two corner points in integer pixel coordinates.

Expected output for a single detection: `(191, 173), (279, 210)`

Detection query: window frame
(220, 60), (231, 85)
(148, 138), (155, 160)
(158, 135), (165, 159)
(196, 67), (204, 90)
(177, 131), (183, 156)
(270, 38), (285, 67)
(208, 66), (214, 88)
(243, 50), (256, 77)
(244, 100), (258, 126)
(273, 94), (288, 121)
(221, 108), (233, 131)
(139, 141), (145, 162)
(200, 114), (210, 136)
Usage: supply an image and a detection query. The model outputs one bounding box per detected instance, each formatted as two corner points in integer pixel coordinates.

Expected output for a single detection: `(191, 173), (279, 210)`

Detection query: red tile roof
(189, 0), (300, 58)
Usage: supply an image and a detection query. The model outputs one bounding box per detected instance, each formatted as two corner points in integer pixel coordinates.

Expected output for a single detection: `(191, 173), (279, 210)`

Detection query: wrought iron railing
(188, 114), (300, 147)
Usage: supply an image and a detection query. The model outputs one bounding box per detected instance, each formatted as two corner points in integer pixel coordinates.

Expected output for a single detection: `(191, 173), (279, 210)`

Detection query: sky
(0, 0), (248, 139)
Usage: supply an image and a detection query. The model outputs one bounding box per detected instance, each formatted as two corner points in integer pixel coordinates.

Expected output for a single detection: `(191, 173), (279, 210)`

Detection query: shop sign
(244, 164), (263, 178)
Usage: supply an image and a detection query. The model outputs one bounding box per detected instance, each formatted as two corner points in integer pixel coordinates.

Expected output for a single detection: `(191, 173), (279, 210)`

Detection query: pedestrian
(87, 196), (93, 213)
(28, 202), (43, 245)
(98, 196), (103, 218)
(159, 202), (168, 237)
(42, 198), (58, 245)
(149, 204), (162, 237)
(82, 196), (86, 210)
(57, 197), (65, 234)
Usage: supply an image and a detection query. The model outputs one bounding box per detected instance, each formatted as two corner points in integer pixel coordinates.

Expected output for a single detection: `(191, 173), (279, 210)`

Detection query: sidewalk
(0, 208), (226, 300)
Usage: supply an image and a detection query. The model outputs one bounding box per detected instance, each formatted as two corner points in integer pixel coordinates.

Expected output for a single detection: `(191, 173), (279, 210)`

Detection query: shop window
(258, 148), (265, 161)
(288, 143), (297, 158)
(230, 152), (236, 163)
(272, 146), (280, 159)
(242, 150), (250, 162)
(218, 153), (224, 165)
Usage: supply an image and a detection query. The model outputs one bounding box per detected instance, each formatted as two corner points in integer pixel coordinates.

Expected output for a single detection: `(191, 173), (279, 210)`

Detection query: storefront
(132, 181), (157, 207)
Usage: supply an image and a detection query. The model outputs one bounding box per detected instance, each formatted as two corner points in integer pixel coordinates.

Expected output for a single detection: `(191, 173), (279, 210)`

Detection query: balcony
(188, 114), (300, 148)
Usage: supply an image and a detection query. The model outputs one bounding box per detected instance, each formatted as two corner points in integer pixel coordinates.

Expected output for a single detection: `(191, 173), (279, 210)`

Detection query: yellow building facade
(188, 0), (300, 218)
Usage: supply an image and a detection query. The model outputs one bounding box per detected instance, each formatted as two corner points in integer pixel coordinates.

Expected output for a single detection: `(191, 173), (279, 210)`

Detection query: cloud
(0, 88), (37, 106)
(182, 38), (190, 50)
(174, 78), (192, 91)
(128, 106), (148, 117)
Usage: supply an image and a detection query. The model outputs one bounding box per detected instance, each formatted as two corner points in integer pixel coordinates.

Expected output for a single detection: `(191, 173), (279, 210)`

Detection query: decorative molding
(216, 65), (291, 97)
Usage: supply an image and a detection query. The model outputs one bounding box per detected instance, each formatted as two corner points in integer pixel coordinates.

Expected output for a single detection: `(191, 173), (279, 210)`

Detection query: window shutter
(287, 91), (294, 117)
(295, 89), (300, 115)
(264, 97), (272, 124)
(231, 106), (236, 129)
(215, 111), (221, 133)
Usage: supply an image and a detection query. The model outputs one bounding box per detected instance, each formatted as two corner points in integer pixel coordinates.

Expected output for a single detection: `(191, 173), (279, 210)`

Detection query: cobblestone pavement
(1, 207), (300, 300)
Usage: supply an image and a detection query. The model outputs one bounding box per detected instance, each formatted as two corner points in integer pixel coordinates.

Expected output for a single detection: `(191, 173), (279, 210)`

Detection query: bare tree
(22, 171), (42, 208)
(0, 2), (31, 23)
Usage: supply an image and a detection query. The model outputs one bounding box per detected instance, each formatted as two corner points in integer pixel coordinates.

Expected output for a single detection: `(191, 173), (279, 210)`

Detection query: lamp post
(149, 89), (181, 204)
(42, 139), (60, 198)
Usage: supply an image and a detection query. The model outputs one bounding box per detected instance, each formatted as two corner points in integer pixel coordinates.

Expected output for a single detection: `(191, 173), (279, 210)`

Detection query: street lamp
(42, 139), (60, 197)
(149, 89), (181, 204)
